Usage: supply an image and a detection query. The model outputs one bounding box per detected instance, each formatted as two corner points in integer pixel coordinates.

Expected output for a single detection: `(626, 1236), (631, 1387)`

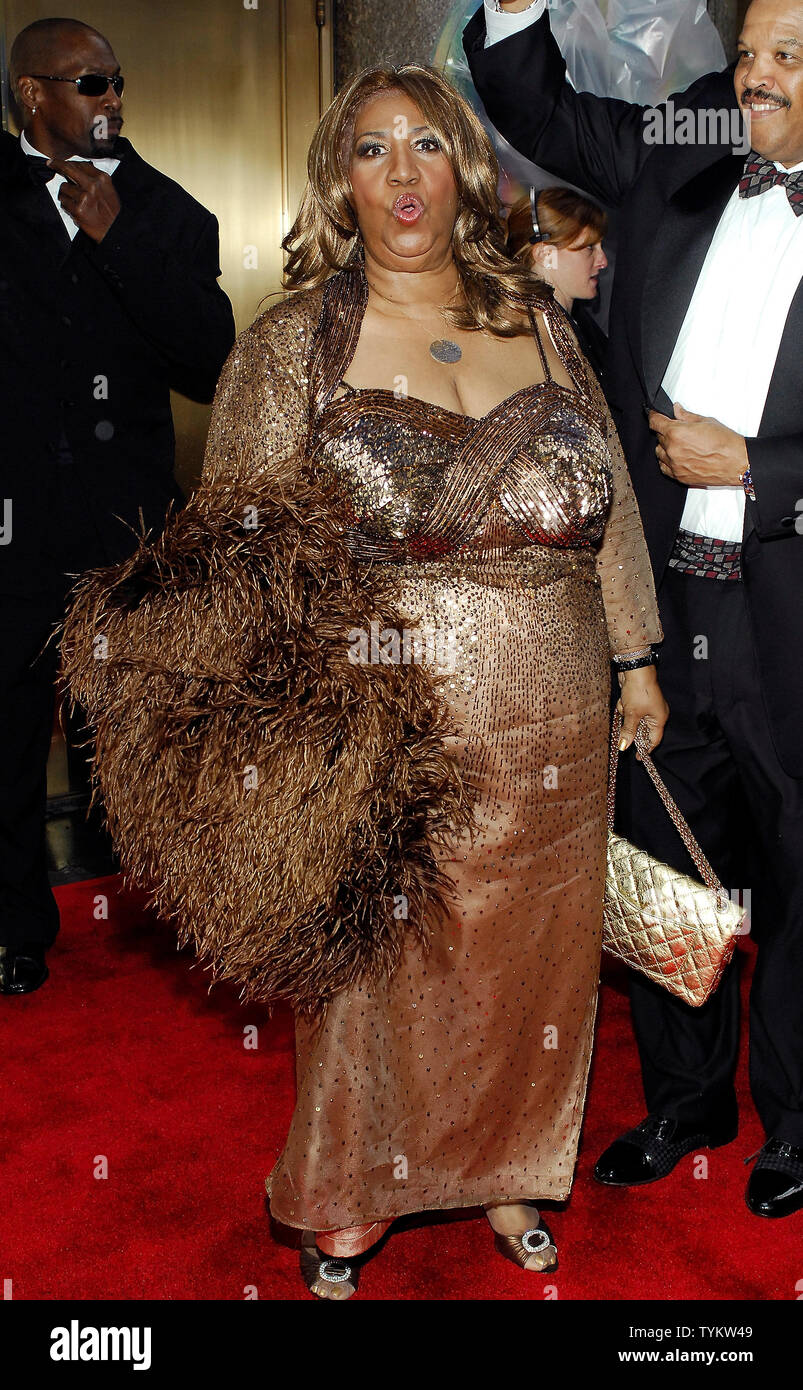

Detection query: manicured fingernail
(618, 738), (628, 751)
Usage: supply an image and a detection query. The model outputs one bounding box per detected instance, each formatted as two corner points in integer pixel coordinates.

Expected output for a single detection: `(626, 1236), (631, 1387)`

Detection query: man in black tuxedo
(0, 18), (235, 995)
(465, 0), (803, 1218)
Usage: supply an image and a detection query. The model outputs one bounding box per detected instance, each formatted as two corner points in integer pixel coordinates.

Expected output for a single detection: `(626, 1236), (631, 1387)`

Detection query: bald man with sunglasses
(0, 18), (235, 995)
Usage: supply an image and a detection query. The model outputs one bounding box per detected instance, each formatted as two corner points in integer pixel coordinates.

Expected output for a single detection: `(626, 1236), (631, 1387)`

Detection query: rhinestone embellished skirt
(266, 548), (612, 1230)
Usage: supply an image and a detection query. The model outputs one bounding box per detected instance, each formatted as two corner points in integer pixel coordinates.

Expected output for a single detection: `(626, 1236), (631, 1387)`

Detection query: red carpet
(3, 876), (800, 1300)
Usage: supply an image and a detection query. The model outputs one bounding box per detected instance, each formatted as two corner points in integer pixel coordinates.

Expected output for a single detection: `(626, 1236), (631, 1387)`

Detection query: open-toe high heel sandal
(300, 1235), (366, 1299)
(493, 1218), (559, 1273)
(300, 1220), (391, 1300)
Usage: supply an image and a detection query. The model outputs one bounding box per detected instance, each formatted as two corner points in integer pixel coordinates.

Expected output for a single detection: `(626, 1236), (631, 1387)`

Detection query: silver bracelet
(613, 645), (653, 663)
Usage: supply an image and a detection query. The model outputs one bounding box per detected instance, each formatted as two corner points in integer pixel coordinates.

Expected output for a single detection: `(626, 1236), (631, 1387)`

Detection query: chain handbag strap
(607, 709), (728, 900)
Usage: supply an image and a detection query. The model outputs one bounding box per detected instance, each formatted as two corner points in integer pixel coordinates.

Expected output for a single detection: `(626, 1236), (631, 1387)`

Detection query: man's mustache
(741, 87), (791, 109)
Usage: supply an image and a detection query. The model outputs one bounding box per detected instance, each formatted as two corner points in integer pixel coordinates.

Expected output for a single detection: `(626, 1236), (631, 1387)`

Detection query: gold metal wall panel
(1, 1), (332, 800)
(2, 0), (332, 488)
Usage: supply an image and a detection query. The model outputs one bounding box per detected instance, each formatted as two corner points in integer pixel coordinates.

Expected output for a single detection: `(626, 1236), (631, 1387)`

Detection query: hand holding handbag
(603, 710), (745, 1006)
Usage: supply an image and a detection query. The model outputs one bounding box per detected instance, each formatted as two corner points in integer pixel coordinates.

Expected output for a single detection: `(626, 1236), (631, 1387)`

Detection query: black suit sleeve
(78, 204), (235, 403)
(745, 434), (803, 540)
(463, 7), (722, 207)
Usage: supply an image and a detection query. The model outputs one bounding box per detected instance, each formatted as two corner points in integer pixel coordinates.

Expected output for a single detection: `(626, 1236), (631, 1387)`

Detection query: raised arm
(463, 3), (722, 207)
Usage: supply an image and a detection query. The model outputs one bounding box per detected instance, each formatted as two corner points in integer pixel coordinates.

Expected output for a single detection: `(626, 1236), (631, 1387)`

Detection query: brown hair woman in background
(507, 186), (609, 378)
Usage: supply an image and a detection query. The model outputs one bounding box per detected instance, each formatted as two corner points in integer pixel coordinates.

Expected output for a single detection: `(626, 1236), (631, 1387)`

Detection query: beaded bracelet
(614, 652), (657, 673)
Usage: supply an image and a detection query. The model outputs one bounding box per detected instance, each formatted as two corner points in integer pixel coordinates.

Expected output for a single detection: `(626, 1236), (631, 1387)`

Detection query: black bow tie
(739, 150), (803, 215)
(25, 154), (56, 184)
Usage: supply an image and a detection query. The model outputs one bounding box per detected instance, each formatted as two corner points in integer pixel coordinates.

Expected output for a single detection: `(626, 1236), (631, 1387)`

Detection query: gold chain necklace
(366, 276), (464, 364)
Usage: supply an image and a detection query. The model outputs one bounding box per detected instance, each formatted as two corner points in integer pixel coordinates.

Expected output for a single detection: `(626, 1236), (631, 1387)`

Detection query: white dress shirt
(484, 0), (545, 47)
(663, 167), (803, 540)
(20, 130), (120, 241)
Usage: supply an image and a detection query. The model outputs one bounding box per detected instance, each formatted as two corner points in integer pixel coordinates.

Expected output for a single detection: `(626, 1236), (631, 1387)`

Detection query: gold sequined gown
(201, 258), (662, 1234)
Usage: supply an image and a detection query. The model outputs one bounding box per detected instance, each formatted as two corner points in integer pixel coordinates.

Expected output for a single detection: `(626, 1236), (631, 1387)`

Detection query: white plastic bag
(587, 0), (725, 102)
(437, 0), (726, 105)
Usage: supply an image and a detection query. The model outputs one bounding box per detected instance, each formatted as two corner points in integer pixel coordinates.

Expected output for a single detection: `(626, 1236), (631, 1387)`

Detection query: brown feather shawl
(60, 452), (476, 1015)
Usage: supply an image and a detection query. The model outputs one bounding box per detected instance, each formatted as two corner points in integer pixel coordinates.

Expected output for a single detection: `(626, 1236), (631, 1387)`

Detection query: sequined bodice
(306, 262), (613, 566)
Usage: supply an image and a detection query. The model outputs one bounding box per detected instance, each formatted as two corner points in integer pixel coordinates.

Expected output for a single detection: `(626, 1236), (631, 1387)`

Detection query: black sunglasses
(29, 72), (125, 97)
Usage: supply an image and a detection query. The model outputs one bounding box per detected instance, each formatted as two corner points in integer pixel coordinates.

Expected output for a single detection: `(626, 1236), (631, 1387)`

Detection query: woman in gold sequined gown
(192, 66), (669, 1298)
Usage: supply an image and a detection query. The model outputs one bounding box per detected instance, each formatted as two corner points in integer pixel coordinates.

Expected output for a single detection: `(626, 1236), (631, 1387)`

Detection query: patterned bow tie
(739, 150), (803, 215)
(26, 154), (56, 184)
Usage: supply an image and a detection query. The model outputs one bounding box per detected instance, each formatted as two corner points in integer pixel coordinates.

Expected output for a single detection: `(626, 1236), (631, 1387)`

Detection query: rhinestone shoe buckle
(318, 1258), (352, 1283)
(520, 1228), (551, 1255)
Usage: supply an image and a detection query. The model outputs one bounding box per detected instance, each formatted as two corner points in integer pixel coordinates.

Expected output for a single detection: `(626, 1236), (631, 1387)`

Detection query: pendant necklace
(366, 277), (463, 363)
(429, 337), (462, 364)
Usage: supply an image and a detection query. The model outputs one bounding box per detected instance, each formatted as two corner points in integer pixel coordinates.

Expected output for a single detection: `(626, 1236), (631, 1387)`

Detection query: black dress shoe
(746, 1140), (803, 1218)
(594, 1114), (737, 1186)
(0, 944), (49, 995)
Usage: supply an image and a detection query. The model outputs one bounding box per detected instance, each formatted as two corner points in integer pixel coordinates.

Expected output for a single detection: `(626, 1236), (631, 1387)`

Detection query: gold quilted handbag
(603, 710), (745, 1006)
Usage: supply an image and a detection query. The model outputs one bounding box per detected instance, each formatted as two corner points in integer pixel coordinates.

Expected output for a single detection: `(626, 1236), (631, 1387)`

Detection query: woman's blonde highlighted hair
(281, 63), (548, 337)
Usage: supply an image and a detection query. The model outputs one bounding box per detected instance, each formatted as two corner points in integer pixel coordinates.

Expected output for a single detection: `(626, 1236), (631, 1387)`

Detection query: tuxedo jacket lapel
(1, 135), (142, 269)
(5, 162), (73, 266)
(761, 276), (803, 434)
(641, 153), (745, 404)
(107, 140), (153, 210)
